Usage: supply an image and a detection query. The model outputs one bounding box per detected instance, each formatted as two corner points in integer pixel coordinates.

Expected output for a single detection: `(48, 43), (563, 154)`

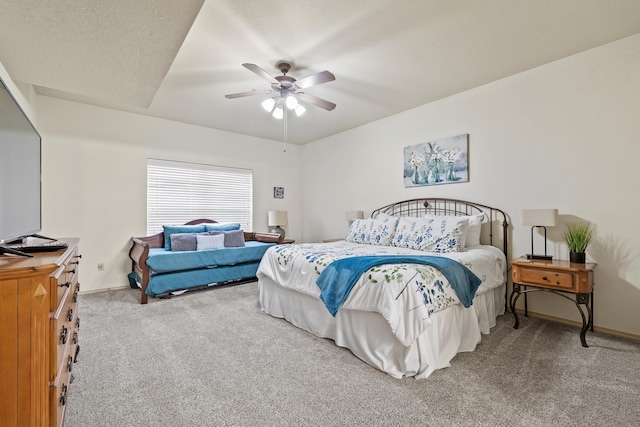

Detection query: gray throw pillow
(208, 229), (246, 247)
(170, 233), (198, 251)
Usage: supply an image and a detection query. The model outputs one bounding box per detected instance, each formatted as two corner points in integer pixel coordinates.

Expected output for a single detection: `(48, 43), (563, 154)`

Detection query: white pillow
(392, 216), (467, 253)
(345, 217), (398, 246)
(377, 212), (396, 220)
(464, 213), (485, 247)
(196, 233), (225, 250)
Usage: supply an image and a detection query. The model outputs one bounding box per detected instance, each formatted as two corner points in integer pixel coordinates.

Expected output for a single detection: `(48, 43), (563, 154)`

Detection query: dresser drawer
(53, 286), (78, 377)
(54, 251), (79, 308)
(51, 369), (72, 427)
(519, 267), (575, 291)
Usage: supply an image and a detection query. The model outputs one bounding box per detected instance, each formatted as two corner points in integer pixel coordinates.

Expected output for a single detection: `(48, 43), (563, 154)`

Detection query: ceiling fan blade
(225, 89), (271, 99)
(297, 93), (336, 111)
(294, 70), (335, 89)
(242, 63), (279, 84)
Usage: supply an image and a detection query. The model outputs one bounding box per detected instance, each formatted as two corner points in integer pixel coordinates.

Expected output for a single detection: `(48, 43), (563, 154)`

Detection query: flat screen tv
(0, 77), (42, 246)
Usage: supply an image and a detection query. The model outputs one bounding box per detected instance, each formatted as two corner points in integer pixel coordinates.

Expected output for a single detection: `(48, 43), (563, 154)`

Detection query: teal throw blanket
(316, 255), (481, 316)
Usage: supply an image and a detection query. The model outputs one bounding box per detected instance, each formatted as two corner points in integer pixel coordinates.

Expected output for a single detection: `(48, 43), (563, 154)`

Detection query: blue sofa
(128, 219), (281, 304)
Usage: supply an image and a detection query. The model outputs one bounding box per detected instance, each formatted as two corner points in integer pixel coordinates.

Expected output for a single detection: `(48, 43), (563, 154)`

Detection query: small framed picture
(273, 186), (284, 199)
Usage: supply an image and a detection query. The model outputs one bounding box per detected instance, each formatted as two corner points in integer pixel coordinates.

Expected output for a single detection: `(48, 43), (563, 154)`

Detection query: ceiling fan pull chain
(283, 106), (287, 152)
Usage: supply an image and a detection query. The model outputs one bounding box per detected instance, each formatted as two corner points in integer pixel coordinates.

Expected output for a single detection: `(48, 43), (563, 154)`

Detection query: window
(147, 159), (253, 235)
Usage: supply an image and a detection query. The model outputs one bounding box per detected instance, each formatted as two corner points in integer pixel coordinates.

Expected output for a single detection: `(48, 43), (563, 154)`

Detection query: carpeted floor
(64, 283), (640, 427)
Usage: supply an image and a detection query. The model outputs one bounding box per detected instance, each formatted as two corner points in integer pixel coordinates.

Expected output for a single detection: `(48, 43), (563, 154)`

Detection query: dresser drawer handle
(74, 345), (80, 363)
(68, 268), (76, 274)
(67, 355), (74, 372)
(73, 291), (78, 303)
(73, 331), (78, 344)
(75, 282), (80, 292)
(67, 308), (73, 322)
(60, 282), (70, 288)
(60, 326), (68, 345)
(542, 276), (548, 281)
(76, 317), (80, 329)
(60, 384), (68, 406)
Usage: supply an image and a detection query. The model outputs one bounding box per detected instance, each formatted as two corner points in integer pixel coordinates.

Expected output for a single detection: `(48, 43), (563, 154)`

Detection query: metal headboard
(371, 197), (510, 265)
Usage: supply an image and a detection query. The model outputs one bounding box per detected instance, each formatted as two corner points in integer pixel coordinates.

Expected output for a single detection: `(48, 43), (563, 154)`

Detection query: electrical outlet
(97, 263), (104, 271)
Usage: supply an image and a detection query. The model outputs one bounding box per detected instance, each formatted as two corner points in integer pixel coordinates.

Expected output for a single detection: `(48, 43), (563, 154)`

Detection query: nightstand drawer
(519, 268), (575, 290)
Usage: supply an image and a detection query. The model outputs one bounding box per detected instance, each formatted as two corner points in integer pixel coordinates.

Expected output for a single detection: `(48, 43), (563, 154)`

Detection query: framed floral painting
(403, 134), (469, 187)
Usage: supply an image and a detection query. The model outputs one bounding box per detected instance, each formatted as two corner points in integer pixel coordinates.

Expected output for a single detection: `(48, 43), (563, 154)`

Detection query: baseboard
(512, 308), (640, 341)
(78, 285), (131, 295)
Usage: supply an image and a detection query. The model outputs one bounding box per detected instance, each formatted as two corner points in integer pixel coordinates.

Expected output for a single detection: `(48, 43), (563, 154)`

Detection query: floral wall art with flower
(403, 134), (469, 187)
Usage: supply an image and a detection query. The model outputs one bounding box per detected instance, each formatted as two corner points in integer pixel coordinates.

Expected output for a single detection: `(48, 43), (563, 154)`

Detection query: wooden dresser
(0, 238), (80, 427)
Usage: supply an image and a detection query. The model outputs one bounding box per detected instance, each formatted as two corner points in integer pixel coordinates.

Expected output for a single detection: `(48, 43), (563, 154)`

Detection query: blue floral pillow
(345, 217), (398, 246)
(423, 213), (485, 247)
(391, 217), (467, 253)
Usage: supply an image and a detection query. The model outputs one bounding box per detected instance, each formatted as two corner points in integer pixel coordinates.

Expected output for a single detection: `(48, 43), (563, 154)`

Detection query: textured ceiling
(0, 0), (204, 107)
(1, 0), (639, 144)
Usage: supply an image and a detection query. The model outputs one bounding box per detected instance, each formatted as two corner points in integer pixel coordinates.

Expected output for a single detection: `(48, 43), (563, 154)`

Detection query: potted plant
(562, 222), (594, 263)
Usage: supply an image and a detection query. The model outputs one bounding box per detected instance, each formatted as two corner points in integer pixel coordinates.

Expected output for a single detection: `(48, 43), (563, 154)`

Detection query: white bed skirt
(258, 277), (505, 379)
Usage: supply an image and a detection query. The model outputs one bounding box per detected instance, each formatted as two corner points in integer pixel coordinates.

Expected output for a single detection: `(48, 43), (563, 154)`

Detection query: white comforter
(256, 241), (506, 346)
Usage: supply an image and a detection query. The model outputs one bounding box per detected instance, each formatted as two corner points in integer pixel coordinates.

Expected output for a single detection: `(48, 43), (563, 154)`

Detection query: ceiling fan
(225, 62), (336, 118)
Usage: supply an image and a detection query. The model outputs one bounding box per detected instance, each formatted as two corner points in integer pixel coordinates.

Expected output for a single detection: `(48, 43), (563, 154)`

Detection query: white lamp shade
(285, 95), (298, 109)
(345, 210), (364, 221)
(294, 104), (306, 117)
(272, 107), (283, 119)
(268, 210), (288, 226)
(261, 98), (275, 112)
(520, 209), (558, 227)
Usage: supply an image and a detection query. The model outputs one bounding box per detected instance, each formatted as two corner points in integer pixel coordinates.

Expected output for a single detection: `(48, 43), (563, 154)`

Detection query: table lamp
(268, 210), (288, 239)
(521, 209), (558, 260)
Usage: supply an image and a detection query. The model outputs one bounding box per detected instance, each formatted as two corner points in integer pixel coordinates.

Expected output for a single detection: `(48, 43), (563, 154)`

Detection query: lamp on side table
(521, 208), (558, 260)
(268, 210), (288, 239)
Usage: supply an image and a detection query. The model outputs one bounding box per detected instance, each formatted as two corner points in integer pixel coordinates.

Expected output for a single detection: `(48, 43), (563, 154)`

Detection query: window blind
(147, 159), (253, 235)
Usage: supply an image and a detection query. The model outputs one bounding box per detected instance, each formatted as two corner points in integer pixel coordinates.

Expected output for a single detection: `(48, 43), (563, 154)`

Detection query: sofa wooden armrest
(244, 231), (282, 243)
(129, 236), (161, 304)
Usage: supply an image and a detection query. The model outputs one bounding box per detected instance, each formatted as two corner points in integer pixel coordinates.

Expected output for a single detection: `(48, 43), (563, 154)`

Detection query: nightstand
(510, 257), (597, 347)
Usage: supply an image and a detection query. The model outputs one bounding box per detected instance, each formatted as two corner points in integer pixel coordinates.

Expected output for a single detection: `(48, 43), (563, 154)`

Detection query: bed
(256, 198), (509, 379)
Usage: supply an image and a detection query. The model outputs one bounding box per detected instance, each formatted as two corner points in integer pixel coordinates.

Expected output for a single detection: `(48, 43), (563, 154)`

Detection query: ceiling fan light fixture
(261, 98), (275, 112)
(285, 95), (298, 110)
(294, 104), (306, 117)
(272, 106), (284, 120)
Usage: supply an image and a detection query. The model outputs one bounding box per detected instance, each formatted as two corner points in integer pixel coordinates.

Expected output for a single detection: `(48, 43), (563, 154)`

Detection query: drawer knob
(60, 282), (70, 288)
(68, 268), (76, 274)
(60, 326), (68, 345)
(74, 345), (80, 363)
(73, 331), (78, 344)
(67, 308), (73, 322)
(73, 291), (78, 302)
(542, 276), (548, 281)
(67, 355), (73, 372)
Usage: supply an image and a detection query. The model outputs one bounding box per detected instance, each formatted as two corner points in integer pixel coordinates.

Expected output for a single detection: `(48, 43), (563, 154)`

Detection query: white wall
(36, 98), (302, 295)
(301, 34), (640, 337)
